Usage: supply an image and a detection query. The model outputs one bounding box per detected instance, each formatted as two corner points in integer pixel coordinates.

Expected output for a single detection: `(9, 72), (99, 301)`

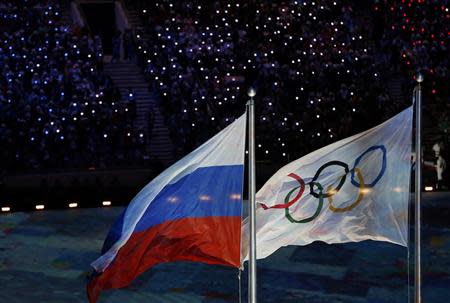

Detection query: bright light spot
(425, 186), (433, 192)
(1, 207), (11, 212)
(102, 201), (112, 206)
(68, 203), (78, 208)
(327, 189), (337, 195)
(393, 187), (403, 193)
(167, 197), (178, 203)
(199, 195), (212, 201)
(360, 188), (372, 195)
(230, 194), (241, 200)
(35, 205), (45, 210)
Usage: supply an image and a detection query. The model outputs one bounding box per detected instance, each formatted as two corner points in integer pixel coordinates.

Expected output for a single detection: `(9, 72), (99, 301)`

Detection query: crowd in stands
(0, 1), (145, 172)
(0, 0), (448, 174)
(375, 0), (449, 140)
(130, 0), (408, 160)
(371, 0), (450, 188)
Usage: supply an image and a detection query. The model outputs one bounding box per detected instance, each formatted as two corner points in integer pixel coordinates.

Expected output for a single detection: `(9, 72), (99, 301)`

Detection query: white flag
(242, 106), (413, 260)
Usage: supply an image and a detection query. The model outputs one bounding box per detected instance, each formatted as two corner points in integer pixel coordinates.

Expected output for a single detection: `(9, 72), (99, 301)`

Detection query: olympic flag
(88, 114), (246, 303)
(242, 106), (413, 260)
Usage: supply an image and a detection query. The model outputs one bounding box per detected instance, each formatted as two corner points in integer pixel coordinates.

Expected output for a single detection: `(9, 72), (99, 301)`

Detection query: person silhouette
(433, 142), (447, 190)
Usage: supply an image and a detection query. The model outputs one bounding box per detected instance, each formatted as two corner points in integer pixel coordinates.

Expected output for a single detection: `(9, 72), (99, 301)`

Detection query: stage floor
(1, 193), (449, 303)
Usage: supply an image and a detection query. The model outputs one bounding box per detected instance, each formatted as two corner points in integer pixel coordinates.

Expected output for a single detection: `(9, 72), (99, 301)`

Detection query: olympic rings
(260, 144), (387, 225)
(285, 182), (324, 223)
(260, 173), (305, 210)
(351, 145), (387, 188)
(310, 161), (349, 198)
(328, 168), (365, 213)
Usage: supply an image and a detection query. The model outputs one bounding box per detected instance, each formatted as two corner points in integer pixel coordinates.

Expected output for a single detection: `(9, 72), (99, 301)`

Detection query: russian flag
(87, 114), (247, 303)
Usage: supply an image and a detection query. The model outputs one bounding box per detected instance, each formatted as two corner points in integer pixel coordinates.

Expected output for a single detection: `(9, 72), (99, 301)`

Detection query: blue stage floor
(0, 193), (449, 303)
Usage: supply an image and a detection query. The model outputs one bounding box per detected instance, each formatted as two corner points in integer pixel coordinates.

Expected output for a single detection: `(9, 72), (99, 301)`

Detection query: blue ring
(351, 145), (387, 188)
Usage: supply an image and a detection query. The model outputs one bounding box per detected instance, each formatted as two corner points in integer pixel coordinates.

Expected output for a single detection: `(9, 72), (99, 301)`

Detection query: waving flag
(88, 114), (246, 303)
(242, 107), (413, 261)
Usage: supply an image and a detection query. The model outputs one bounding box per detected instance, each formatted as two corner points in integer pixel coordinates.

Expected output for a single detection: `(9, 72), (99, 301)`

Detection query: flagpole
(247, 87), (257, 303)
(414, 74), (423, 303)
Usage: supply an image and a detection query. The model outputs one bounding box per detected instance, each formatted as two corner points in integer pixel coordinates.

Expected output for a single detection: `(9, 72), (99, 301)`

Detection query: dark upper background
(0, 0), (448, 210)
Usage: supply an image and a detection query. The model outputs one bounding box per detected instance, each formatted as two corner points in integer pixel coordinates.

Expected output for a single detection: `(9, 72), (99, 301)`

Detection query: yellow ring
(327, 168), (366, 213)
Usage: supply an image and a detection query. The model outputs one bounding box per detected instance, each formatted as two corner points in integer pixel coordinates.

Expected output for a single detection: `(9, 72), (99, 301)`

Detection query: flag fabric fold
(88, 114), (246, 303)
(242, 106), (413, 261)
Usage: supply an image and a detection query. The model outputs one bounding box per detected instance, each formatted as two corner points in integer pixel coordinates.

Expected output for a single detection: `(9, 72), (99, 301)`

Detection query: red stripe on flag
(87, 216), (241, 303)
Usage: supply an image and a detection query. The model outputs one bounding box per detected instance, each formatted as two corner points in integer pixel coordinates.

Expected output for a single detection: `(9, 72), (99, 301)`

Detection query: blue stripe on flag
(102, 165), (244, 253)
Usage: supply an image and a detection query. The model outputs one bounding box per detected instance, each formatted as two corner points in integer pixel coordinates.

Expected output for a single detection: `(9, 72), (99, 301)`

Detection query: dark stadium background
(1, 0), (448, 212)
(0, 1), (449, 302)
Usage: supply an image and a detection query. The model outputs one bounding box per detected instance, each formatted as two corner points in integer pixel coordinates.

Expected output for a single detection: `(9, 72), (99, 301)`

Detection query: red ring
(260, 173), (305, 210)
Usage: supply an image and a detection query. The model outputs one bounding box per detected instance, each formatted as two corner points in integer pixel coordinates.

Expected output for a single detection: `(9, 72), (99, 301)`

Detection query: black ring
(309, 160), (349, 198)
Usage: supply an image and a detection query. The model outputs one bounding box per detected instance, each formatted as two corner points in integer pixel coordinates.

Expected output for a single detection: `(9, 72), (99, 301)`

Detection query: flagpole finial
(416, 73), (424, 83)
(248, 87), (256, 98)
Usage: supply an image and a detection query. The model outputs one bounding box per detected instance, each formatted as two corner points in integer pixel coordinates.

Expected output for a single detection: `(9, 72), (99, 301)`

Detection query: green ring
(285, 182), (324, 223)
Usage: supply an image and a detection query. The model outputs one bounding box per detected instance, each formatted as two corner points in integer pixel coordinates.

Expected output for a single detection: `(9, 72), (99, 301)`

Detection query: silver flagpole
(414, 74), (423, 303)
(247, 87), (257, 303)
